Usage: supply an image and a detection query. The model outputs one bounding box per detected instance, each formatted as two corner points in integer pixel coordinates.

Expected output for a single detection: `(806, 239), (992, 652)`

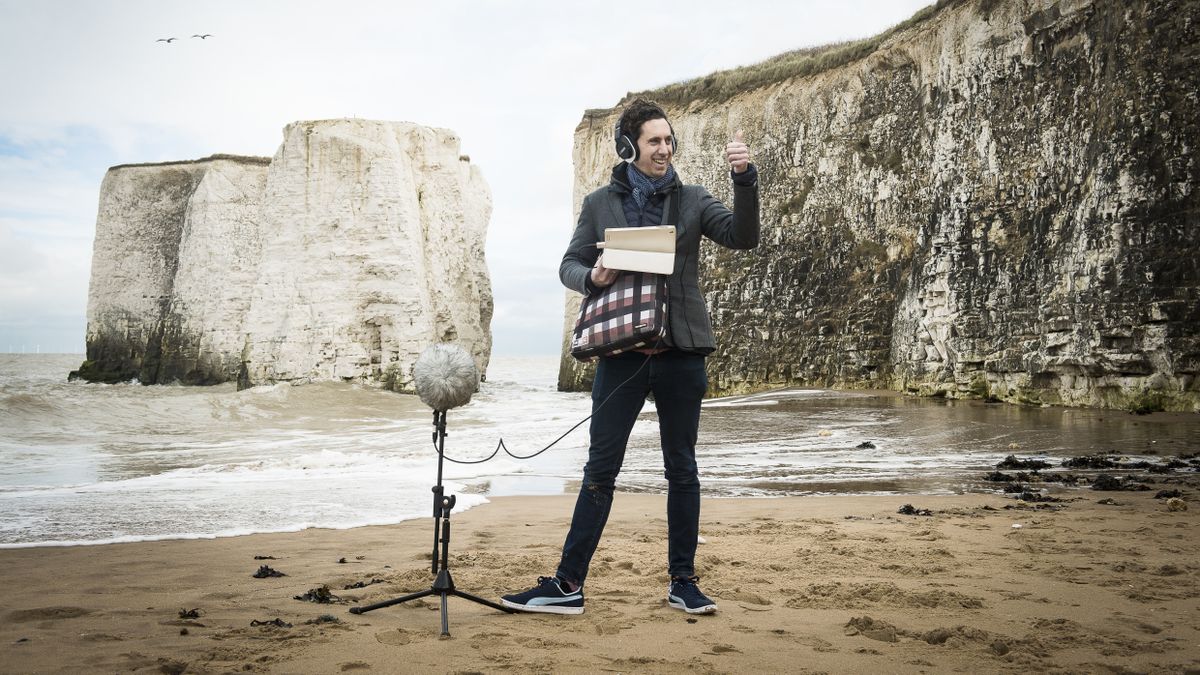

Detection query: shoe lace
(672, 576), (708, 599)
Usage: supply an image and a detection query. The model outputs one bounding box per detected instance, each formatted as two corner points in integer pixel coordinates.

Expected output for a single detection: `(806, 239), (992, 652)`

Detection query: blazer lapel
(605, 189), (631, 229)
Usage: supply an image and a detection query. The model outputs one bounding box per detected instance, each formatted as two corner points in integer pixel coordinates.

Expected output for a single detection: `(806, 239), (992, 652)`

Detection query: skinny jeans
(556, 349), (707, 586)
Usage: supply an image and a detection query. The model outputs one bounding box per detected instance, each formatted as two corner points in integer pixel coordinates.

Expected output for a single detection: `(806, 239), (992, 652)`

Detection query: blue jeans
(556, 350), (708, 586)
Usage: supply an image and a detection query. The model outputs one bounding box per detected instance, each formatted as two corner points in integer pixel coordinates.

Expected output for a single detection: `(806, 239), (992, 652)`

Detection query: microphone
(412, 343), (479, 411)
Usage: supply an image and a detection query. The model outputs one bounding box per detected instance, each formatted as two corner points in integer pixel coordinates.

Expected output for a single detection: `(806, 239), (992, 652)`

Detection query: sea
(2, 353), (1196, 548)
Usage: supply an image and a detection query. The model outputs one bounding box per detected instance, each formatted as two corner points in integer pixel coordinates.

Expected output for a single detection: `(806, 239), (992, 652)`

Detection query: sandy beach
(1, 489), (1197, 674)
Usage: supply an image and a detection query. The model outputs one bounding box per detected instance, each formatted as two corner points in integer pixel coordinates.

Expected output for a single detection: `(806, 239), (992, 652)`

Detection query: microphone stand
(349, 410), (514, 636)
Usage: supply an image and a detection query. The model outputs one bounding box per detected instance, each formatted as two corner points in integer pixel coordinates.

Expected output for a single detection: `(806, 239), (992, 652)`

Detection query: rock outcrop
(559, 0), (1199, 411)
(76, 120), (493, 391)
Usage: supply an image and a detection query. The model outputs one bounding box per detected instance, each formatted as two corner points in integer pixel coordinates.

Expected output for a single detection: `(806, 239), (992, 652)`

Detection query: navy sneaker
(667, 576), (717, 614)
(501, 576), (584, 615)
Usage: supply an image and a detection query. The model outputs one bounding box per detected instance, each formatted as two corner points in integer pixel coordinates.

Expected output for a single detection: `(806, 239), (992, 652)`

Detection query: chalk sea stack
(74, 120), (493, 392)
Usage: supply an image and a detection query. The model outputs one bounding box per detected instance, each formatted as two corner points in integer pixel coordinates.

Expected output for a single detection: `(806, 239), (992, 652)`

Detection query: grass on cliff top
(604, 0), (967, 112)
(110, 154), (273, 171)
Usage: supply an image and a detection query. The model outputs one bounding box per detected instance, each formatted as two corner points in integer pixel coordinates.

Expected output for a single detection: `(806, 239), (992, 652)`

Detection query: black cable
(436, 442), (500, 465)
(436, 346), (658, 464)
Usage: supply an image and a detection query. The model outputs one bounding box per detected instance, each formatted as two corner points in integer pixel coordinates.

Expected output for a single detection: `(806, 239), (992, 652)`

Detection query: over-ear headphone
(614, 119), (677, 162)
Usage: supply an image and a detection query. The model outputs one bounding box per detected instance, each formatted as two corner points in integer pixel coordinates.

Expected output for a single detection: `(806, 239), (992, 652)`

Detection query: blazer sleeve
(559, 193), (603, 295)
(698, 164), (760, 250)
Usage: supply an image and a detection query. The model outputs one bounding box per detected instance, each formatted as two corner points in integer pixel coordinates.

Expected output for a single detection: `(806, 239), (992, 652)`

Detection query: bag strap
(664, 189), (680, 228)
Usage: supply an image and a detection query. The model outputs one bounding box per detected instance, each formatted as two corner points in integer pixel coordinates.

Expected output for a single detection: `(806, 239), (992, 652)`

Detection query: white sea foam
(702, 388), (834, 408)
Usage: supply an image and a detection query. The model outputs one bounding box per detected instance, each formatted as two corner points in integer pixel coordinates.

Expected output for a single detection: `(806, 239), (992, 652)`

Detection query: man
(502, 98), (759, 615)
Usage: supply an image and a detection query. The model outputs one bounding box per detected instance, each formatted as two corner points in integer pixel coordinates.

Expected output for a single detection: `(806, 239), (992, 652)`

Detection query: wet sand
(1, 490), (1198, 674)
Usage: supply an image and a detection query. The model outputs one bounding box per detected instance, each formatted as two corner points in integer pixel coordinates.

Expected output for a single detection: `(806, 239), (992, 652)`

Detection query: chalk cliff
(560, 0), (1199, 411)
(77, 120), (493, 391)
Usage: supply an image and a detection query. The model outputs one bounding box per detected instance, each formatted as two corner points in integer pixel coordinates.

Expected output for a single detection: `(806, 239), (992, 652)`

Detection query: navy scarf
(626, 163), (676, 210)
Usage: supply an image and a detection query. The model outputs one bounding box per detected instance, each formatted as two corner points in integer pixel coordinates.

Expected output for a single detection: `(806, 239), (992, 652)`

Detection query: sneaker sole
(668, 598), (717, 614)
(500, 598), (584, 615)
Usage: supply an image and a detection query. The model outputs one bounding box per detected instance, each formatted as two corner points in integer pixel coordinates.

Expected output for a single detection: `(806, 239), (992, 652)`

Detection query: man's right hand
(591, 257), (618, 287)
(726, 129), (750, 174)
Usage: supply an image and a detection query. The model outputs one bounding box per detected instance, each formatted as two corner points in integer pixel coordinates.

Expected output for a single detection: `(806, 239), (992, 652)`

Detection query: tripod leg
(440, 592), (450, 636)
(349, 587), (436, 614)
(449, 588), (518, 613)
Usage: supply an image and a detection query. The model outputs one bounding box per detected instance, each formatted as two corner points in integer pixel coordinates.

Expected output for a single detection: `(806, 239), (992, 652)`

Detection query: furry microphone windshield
(412, 343), (479, 411)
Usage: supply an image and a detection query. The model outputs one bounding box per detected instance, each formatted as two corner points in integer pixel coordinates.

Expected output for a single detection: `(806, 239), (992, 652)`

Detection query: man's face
(632, 117), (673, 178)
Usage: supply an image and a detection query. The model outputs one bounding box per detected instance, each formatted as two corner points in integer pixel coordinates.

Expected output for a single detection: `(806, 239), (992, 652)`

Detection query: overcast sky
(0, 0), (931, 356)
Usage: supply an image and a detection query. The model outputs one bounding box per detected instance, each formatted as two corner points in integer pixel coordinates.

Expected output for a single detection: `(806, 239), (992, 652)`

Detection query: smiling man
(501, 98), (760, 616)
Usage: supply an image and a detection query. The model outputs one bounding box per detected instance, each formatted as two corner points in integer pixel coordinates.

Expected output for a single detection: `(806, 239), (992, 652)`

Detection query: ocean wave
(0, 495), (490, 549)
(702, 388), (848, 408)
(5, 353), (1199, 547)
(0, 392), (60, 414)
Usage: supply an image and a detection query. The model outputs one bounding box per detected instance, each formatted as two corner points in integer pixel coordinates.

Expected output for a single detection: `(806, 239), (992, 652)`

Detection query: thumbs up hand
(725, 129), (750, 174)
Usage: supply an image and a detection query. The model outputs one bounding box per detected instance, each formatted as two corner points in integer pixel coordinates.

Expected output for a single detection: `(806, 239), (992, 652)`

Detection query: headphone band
(614, 118), (677, 162)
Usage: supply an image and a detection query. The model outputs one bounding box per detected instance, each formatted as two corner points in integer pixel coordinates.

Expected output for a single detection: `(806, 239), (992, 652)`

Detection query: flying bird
(192, 34), (213, 39)
(156, 37), (177, 43)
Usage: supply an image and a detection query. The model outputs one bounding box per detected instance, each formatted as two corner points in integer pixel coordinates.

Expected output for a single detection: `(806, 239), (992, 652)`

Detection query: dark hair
(618, 98), (670, 142)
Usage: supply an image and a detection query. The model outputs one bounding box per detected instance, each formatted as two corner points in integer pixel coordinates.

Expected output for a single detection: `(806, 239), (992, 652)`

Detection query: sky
(0, 0), (931, 356)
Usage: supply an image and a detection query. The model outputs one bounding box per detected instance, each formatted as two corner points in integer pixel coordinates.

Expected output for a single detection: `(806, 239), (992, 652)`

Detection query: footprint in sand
(705, 644), (741, 654)
(375, 629), (414, 646)
(614, 561), (645, 575)
(595, 590), (635, 605)
(157, 658), (188, 675)
(1108, 613), (1164, 635)
(844, 616), (899, 643)
(724, 589), (772, 606)
(7, 606), (92, 623)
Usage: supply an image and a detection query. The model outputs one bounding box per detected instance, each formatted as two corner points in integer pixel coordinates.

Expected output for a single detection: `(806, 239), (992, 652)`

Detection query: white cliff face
(560, 0), (1199, 412)
(170, 158), (270, 382)
(241, 120), (492, 390)
(84, 160), (227, 383)
(78, 121), (492, 391)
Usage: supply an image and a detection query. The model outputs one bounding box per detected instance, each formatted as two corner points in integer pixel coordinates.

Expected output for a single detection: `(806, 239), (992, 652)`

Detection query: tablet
(597, 226), (676, 274)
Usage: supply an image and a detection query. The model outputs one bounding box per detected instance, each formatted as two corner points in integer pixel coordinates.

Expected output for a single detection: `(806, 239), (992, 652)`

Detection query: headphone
(614, 119), (677, 162)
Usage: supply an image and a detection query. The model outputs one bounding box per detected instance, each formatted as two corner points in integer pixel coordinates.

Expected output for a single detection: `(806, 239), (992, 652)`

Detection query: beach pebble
(818, 430), (833, 437)
(1166, 498), (1187, 512)
(1011, 523), (1023, 529)
(697, 535), (708, 544)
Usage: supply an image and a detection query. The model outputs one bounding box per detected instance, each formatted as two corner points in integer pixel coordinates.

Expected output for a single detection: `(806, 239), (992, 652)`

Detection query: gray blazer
(560, 164), (760, 354)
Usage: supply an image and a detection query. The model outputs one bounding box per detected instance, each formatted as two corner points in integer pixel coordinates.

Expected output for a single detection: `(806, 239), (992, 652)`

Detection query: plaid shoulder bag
(569, 271), (668, 362)
(569, 191), (678, 362)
